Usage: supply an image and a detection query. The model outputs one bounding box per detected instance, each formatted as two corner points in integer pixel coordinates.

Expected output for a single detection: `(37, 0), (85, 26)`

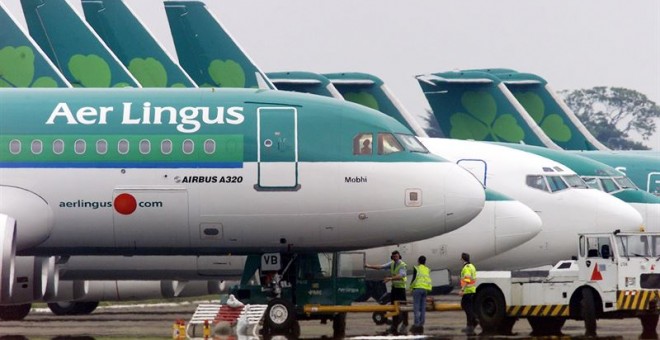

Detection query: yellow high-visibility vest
(411, 264), (432, 291)
(460, 263), (477, 294)
(390, 260), (407, 289)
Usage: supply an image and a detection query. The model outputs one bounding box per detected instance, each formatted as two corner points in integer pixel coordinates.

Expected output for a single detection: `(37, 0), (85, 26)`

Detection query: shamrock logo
(68, 54), (130, 88)
(514, 92), (572, 142)
(343, 92), (379, 111)
(449, 91), (524, 142)
(0, 46), (58, 88)
(202, 59), (246, 88)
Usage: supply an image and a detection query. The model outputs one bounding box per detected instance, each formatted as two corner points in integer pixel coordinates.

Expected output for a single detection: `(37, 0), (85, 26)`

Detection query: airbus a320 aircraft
(0, 87), (486, 319)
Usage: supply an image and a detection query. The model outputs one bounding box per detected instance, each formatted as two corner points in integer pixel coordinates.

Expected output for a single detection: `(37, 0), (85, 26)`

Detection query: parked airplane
(499, 143), (660, 231)
(416, 70), (660, 196)
(20, 0), (140, 87)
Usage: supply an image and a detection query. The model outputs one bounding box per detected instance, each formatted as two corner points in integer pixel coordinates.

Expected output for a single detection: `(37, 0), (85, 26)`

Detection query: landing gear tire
(0, 304), (31, 321)
(640, 314), (659, 338)
(73, 301), (99, 315)
(372, 311), (392, 325)
(265, 298), (296, 333)
(581, 287), (597, 337)
(48, 302), (76, 315)
(474, 286), (507, 335)
(333, 312), (347, 338)
(528, 317), (566, 335)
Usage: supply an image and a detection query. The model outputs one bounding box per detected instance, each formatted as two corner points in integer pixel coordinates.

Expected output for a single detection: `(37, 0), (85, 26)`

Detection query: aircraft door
(457, 159), (488, 186)
(113, 188), (189, 249)
(256, 107), (299, 190)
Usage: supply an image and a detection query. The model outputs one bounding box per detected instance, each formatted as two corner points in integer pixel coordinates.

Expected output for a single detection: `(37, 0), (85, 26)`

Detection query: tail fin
(485, 70), (608, 151)
(0, 2), (69, 88)
(266, 71), (343, 98)
(324, 72), (427, 137)
(20, 0), (139, 87)
(164, 1), (274, 89)
(416, 70), (559, 148)
(81, 0), (196, 88)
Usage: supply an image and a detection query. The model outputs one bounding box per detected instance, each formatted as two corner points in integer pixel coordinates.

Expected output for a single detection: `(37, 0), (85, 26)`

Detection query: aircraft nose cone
(443, 165), (485, 233)
(595, 193), (644, 232)
(612, 190), (660, 232)
(493, 199), (542, 253)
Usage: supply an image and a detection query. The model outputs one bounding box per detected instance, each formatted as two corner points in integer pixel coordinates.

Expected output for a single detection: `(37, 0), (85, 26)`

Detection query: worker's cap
(461, 253), (470, 262)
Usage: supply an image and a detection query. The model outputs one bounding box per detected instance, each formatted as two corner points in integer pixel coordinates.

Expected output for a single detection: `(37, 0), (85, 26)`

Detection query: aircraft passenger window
(74, 139), (86, 155)
(139, 139), (151, 154)
(161, 140), (172, 155)
(31, 140), (43, 154)
(582, 177), (601, 190)
(614, 177), (637, 190)
(526, 175), (549, 192)
(600, 178), (619, 193)
(118, 139), (129, 155)
(96, 140), (108, 155)
(353, 133), (373, 155)
(204, 139), (216, 154)
(9, 139), (20, 154)
(546, 176), (568, 192)
(396, 134), (429, 153)
(53, 139), (64, 155)
(562, 175), (588, 188)
(378, 133), (403, 155)
(182, 139), (194, 154)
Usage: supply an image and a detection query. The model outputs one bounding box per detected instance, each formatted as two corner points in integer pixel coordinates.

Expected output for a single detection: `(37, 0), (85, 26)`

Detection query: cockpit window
(353, 133), (373, 155)
(582, 177), (601, 190)
(614, 176), (637, 190)
(378, 133), (404, 155)
(396, 134), (429, 153)
(562, 175), (588, 189)
(600, 178), (619, 193)
(526, 175), (549, 192)
(547, 175), (568, 192)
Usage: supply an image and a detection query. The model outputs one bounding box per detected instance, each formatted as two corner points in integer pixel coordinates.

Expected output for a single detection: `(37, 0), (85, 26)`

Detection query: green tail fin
(81, 0), (195, 88)
(416, 70), (559, 147)
(20, 0), (139, 87)
(164, 1), (274, 89)
(266, 71), (342, 98)
(324, 72), (427, 137)
(0, 2), (68, 88)
(484, 70), (607, 151)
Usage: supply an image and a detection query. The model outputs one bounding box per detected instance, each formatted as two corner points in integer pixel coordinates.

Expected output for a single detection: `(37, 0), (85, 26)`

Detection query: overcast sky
(3, 0), (659, 147)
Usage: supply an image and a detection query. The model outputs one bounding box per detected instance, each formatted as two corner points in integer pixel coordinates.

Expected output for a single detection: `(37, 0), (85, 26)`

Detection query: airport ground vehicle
(473, 231), (660, 337)
(229, 252), (365, 337)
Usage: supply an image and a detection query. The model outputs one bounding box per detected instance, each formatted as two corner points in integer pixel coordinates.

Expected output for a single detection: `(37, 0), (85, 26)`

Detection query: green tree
(559, 87), (660, 150)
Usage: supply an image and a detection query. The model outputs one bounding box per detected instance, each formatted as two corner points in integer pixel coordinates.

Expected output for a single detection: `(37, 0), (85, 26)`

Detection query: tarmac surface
(0, 294), (656, 340)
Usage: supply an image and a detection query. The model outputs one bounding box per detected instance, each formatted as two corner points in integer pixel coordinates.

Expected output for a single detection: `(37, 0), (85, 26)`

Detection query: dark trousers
(461, 293), (478, 327)
(390, 287), (408, 332)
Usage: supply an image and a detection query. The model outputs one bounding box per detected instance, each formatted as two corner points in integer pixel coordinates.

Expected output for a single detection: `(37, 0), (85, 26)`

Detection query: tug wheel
(265, 298), (295, 333)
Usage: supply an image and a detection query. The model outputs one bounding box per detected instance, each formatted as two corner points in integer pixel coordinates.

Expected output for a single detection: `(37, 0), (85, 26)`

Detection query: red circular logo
(114, 193), (137, 215)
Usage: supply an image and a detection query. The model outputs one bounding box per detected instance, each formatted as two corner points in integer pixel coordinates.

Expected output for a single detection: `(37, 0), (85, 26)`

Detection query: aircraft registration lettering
(45, 102), (245, 133)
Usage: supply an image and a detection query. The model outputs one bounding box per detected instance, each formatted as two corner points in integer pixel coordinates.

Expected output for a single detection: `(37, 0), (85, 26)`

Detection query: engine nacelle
(0, 186), (53, 251)
(0, 215), (16, 303)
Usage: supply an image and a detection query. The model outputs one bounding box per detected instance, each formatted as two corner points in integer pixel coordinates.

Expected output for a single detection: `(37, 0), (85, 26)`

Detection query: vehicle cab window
(547, 176), (568, 192)
(600, 178), (619, 193)
(378, 133), (403, 155)
(526, 175), (549, 192)
(395, 134), (429, 153)
(353, 133), (373, 155)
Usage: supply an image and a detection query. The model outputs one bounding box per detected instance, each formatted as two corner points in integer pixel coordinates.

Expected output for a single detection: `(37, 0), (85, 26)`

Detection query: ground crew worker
(460, 252), (478, 335)
(410, 255), (432, 335)
(366, 250), (409, 335)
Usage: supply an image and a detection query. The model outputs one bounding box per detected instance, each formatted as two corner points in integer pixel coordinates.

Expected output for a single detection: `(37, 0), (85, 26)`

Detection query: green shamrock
(0, 46), (57, 88)
(68, 54), (112, 87)
(449, 91), (524, 142)
(343, 92), (379, 111)
(514, 91), (572, 142)
(207, 59), (245, 88)
(128, 57), (167, 87)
